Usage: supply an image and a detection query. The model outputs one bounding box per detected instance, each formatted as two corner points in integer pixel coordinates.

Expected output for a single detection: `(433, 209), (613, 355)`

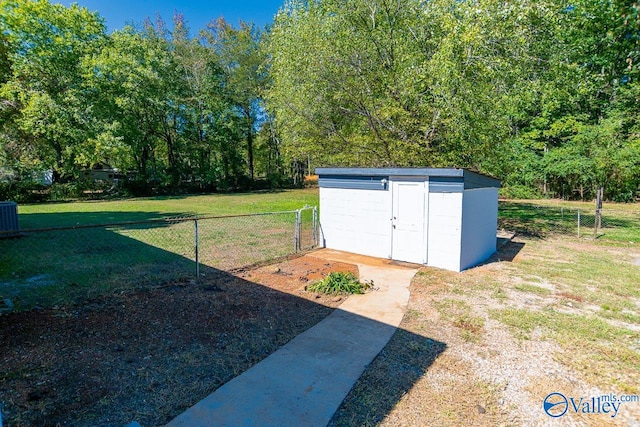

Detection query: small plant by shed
(307, 272), (372, 295)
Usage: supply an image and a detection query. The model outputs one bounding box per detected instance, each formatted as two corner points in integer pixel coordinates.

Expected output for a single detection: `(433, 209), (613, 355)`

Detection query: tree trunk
(140, 144), (150, 178)
(246, 116), (254, 183)
(52, 168), (61, 184)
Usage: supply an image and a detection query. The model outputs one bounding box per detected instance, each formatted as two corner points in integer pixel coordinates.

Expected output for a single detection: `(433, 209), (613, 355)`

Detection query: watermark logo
(543, 392), (639, 418)
(543, 392), (568, 418)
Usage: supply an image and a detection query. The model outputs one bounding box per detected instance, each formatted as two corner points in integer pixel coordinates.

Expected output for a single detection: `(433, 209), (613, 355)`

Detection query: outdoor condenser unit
(0, 201), (19, 238)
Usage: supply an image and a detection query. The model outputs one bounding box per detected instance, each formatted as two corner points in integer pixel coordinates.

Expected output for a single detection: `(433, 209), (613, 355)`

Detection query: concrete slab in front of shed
(309, 248), (423, 270)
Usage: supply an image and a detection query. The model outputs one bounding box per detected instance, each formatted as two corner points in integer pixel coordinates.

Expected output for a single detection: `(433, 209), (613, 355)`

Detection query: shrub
(306, 272), (372, 295)
(49, 182), (84, 200)
(121, 178), (156, 197)
(0, 181), (48, 203)
(499, 184), (543, 200)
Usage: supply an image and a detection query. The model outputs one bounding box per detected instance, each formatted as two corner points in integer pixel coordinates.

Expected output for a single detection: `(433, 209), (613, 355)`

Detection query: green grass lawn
(499, 199), (640, 242)
(486, 235), (640, 394)
(17, 188), (320, 229)
(1, 189), (319, 310)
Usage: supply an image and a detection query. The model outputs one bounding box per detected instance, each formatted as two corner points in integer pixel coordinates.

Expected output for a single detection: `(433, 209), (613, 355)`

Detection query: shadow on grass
(493, 240), (526, 263)
(1, 212), (196, 310)
(329, 328), (447, 426)
(498, 202), (578, 237)
(0, 215), (446, 426)
(499, 201), (640, 242)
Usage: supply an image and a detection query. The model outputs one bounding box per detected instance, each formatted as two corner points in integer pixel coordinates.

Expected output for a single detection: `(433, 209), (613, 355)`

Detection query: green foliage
(496, 0), (640, 200)
(267, 0), (515, 169)
(1, 0), (639, 200)
(201, 19), (269, 182)
(0, 1), (285, 201)
(0, 0), (107, 182)
(499, 185), (543, 200)
(307, 272), (372, 295)
(265, 0), (640, 200)
(0, 180), (47, 203)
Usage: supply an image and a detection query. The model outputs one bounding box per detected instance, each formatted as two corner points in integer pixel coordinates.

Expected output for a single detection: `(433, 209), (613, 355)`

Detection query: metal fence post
(194, 216), (200, 280)
(577, 209), (581, 238)
(312, 206), (318, 247)
(294, 210), (301, 253)
(594, 187), (603, 239)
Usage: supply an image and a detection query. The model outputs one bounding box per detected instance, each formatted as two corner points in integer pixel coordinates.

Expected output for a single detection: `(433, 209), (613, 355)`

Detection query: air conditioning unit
(0, 201), (20, 238)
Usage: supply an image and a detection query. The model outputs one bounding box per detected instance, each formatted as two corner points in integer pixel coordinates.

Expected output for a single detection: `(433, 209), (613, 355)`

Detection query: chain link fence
(0, 206), (318, 312)
(498, 202), (640, 240)
(296, 205), (318, 252)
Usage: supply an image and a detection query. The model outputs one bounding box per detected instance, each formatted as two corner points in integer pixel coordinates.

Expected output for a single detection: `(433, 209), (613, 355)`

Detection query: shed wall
(426, 192), (463, 271)
(319, 187), (391, 259)
(460, 188), (499, 270)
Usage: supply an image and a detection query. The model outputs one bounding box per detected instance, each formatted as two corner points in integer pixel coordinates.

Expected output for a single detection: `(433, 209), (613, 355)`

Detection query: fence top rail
(197, 210), (298, 221)
(0, 209), (304, 235)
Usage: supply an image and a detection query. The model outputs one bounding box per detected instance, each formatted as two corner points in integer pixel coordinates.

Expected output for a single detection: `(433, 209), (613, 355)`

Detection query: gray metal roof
(315, 167), (501, 188)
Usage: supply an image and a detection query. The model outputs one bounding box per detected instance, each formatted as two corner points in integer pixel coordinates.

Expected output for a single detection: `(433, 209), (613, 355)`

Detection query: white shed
(317, 168), (501, 272)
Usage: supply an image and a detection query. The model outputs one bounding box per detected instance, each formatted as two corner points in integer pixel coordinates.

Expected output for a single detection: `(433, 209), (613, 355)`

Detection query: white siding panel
(319, 187), (391, 259)
(460, 188), (499, 270)
(427, 192), (462, 272)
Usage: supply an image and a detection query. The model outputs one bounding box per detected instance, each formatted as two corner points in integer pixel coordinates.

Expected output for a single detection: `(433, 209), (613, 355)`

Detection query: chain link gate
(294, 205), (318, 253)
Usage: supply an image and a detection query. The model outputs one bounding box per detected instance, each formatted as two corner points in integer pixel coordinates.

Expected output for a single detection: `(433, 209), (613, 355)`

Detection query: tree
(85, 15), (253, 191)
(0, 0), (106, 182)
(202, 18), (268, 183)
(171, 14), (247, 189)
(499, 0), (640, 199)
(83, 27), (171, 182)
(266, 0), (518, 170)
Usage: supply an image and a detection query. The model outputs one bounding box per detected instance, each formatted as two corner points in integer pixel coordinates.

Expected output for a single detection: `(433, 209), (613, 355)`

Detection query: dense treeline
(0, 0), (639, 201)
(268, 0), (640, 201)
(0, 0), (281, 200)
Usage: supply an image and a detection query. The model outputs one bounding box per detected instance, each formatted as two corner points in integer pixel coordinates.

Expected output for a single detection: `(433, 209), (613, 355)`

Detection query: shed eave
(315, 167), (501, 188)
(315, 167), (464, 178)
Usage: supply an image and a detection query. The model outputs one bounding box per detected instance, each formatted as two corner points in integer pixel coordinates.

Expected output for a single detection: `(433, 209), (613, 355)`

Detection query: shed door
(391, 180), (426, 264)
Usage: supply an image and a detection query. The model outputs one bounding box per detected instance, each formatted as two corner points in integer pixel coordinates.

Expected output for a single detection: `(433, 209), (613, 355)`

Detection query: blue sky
(57, 1), (286, 32)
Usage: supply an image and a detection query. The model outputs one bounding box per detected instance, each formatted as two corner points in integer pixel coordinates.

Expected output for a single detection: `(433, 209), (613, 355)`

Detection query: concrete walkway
(166, 249), (419, 427)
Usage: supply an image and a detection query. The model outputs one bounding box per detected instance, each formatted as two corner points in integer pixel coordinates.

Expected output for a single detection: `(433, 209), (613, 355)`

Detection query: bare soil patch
(0, 256), (357, 426)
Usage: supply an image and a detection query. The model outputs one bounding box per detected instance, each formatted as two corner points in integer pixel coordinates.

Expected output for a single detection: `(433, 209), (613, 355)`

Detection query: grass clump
(434, 298), (485, 342)
(307, 272), (371, 295)
(513, 283), (551, 296)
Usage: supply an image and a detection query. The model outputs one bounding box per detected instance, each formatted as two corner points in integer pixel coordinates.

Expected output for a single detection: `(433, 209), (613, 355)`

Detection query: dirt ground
(330, 238), (640, 426)
(0, 256), (357, 426)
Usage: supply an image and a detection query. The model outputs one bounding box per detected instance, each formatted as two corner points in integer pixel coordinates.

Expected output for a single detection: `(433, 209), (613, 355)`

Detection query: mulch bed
(0, 256), (357, 426)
